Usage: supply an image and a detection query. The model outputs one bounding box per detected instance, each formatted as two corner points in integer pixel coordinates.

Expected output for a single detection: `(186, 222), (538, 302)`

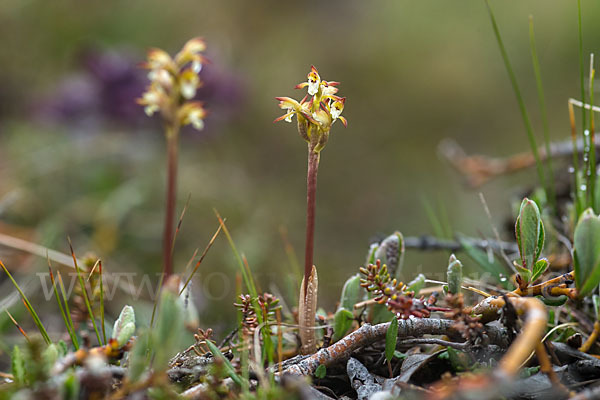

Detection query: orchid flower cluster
(275, 66), (347, 152)
(137, 38), (208, 131)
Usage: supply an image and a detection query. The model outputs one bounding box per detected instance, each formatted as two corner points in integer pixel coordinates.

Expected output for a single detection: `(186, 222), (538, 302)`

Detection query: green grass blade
(578, 0), (587, 133)
(206, 340), (243, 386)
(529, 15), (557, 214)
(179, 222), (223, 296)
(56, 270), (78, 349)
(589, 55), (596, 211)
(67, 238), (102, 345)
(6, 310), (30, 343)
(0, 260), (51, 344)
(485, 0), (546, 196)
(48, 265), (79, 350)
(214, 209), (258, 299)
(98, 261), (106, 345)
(149, 273), (164, 329)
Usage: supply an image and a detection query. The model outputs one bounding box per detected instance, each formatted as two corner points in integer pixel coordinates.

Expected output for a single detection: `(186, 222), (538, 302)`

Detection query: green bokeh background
(0, 0), (599, 332)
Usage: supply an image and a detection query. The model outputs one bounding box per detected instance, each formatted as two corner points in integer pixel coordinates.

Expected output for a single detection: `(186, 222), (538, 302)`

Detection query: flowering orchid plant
(138, 38), (209, 279)
(138, 37), (208, 132)
(275, 66), (347, 152)
(275, 66), (347, 354)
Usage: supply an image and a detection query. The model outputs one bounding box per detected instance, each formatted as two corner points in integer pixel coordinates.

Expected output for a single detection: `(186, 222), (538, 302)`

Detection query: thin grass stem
(67, 238), (102, 345)
(6, 310), (30, 343)
(485, 0), (547, 198)
(578, 0), (587, 134)
(570, 100), (584, 215)
(98, 260), (106, 345)
(0, 260), (51, 344)
(56, 270), (78, 348)
(179, 222), (223, 295)
(529, 15), (557, 214)
(214, 209), (258, 299)
(589, 54), (596, 210)
(48, 264), (79, 349)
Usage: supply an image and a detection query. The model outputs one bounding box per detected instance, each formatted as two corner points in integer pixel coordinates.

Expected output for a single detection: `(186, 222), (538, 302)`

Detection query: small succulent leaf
(315, 364), (327, 379)
(128, 330), (150, 382)
(573, 209), (600, 297)
(339, 274), (361, 311)
(385, 318), (399, 363)
(206, 340), (243, 386)
(517, 198), (542, 270)
(153, 291), (185, 369)
(375, 232), (403, 276)
(594, 295), (600, 320)
(407, 274), (426, 295)
(11, 346), (25, 385)
(43, 344), (59, 371)
(447, 254), (463, 294)
(531, 258), (549, 283)
(332, 309), (354, 342)
(393, 350), (406, 360)
(112, 305), (136, 347)
(62, 370), (80, 400)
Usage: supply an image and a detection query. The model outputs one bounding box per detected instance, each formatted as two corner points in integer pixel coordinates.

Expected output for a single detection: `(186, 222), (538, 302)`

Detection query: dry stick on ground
(511, 271), (578, 299)
(401, 235), (518, 254)
(579, 321), (600, 353)
(283, 318), (455, 376)
(439, 136), (600, 188)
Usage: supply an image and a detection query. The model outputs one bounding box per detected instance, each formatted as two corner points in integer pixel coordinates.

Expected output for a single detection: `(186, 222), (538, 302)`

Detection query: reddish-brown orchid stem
(163, 122), (180, 280)
(304, 144), (320, 289)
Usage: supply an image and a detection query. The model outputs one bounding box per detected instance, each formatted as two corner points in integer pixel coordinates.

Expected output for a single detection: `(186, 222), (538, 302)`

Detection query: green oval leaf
(516, 198), (543, 270)
(574, 208), (600, 297)
(339, 274), (361, 311)
(385, 317), (399, 363)
(314, 364), (327, 379)
(332, 309), (354, 342)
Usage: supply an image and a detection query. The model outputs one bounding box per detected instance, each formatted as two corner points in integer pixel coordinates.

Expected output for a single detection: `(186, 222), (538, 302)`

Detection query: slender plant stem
(589, 54), (596, 210)
(529, 16), (557, 215)
(163, 123), (180, 280)
(485, 0), (547, 200)
(578, 0), (587, 134)
(569, 101), (583, 216)
(304, 145), (320, 288)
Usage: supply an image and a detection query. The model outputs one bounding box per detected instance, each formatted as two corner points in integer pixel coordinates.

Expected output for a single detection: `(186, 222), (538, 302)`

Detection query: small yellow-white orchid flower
(142, 48), (176, 74)
(137, 83), (167, 116)
(179, 68), (201, 99)
(321, 80), (339, 97)
(295, 66), (321, 96)
(274, 95), (310, 123)
(180, 102), (207, 130)
(329, 96), (347, 127)
(175, 37), (208, 73)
